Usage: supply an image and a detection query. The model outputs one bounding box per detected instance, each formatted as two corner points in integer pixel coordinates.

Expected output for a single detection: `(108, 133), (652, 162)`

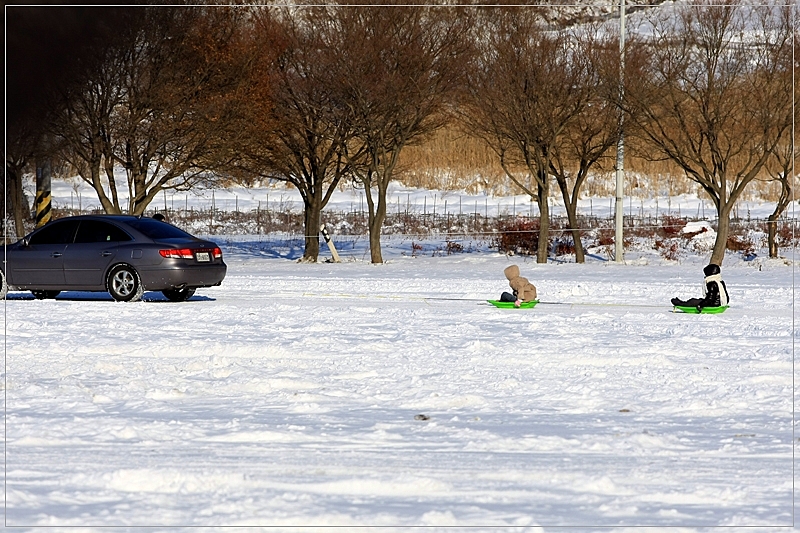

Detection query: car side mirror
(20, 237), (30, 247)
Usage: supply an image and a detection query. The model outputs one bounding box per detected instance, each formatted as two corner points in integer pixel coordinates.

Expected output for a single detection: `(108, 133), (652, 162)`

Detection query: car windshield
(125, 218), (198, 241)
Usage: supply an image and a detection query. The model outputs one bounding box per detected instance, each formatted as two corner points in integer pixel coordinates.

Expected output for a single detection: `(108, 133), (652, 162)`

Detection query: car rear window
(125, 218), (197, 240)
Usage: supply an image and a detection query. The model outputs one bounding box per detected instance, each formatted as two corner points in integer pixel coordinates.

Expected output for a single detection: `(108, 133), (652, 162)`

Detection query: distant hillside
(535, 0), (674, 27)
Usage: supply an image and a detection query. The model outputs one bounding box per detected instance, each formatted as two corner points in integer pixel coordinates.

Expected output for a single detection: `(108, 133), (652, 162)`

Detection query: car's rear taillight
(212, 247), (222, 259)
(159, 248), (194, 259)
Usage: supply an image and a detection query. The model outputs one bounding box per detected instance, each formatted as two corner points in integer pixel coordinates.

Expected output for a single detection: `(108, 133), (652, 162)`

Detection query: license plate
(195, 252), (210, 262)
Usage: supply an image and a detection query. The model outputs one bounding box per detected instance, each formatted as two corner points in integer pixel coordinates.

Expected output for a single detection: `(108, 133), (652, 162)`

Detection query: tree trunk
(103, 149), (122, 213)
(301, 198), (322, 263)
(6, 163), (29, 239)
(767, 217), (778, 258)
(366, 184), (387, 264)
(88, 160), (119, 215)
(368, 216), (383, 264)
(566, 204), (584, 263)
(536, 180), (549, 264)
(131, 174), (147, 215)
(557, 182), (584, 263)
(710, 204), (732, 266)
(766, 178), (791, 259)
(10, 170), (27, 239)
(129, 168), (159, 216)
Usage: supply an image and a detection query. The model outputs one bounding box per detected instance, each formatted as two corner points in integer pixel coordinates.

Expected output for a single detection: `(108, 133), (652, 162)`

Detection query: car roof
(50, 215), (146, 223)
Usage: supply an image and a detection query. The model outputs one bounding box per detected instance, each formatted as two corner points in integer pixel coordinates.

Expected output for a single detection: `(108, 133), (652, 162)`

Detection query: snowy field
(50, 178), (784, 223)
(3, 226), (796, 529)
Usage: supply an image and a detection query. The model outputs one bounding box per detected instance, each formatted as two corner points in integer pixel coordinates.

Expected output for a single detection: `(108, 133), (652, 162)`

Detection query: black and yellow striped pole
(35, 159), (52, 228)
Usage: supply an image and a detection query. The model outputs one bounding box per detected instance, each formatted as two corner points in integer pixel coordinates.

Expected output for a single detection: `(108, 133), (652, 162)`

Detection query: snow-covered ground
(4, 224), (796, 529)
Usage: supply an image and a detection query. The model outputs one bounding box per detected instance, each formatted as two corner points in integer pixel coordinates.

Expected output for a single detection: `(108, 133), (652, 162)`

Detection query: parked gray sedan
(1, 215), (227, 302)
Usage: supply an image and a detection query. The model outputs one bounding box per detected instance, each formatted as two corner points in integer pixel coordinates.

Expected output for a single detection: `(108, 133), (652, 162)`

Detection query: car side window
(74, 220), (132, 243)
(28, 220), (80, 245)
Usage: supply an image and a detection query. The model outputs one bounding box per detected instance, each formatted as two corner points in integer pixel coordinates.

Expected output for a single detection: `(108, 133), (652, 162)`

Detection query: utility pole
(35, 158), (52, 228)
(614, 0), (626, 263)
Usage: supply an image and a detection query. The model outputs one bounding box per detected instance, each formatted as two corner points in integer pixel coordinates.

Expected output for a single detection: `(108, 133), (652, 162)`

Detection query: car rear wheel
(107, 265), (143, 302)
(32, 290), (60, 299)
(162, 288), (196, 302)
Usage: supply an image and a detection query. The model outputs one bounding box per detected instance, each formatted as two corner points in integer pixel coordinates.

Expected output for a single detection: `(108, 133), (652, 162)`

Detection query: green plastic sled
(488, 299), (539, 309)
(673, 305), (729, 314)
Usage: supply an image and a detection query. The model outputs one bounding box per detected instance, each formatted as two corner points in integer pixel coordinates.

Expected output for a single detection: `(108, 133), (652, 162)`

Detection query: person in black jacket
(671, 263), (730, 311)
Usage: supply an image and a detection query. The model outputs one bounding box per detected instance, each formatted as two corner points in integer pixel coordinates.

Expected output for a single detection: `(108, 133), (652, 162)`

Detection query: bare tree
(7, 7), (131, 234)
(624, 0), (793, 265)
(50, 26), (129, 214)
(763, 140), (795, 258)
(332, 4), (473, 264)
(462, 10), (588, 263)
(548, 26), (621, 263)
(5, 122), (36, 238)
(232, 7), (355, 262)
(113, 7), (250, 215)
(46, 8), (249, 216)
(761, 11), (798, 259)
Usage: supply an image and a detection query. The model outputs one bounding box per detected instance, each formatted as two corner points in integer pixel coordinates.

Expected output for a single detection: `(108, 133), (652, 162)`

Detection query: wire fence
(152, 204), (793, 238)
(4, 204), (797, 258)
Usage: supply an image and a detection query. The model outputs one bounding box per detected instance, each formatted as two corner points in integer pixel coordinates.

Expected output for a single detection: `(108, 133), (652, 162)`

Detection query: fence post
(654, 198), (658, 225)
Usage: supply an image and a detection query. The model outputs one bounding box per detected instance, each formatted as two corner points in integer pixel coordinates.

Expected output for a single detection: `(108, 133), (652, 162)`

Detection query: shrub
(726, 234), (755, 255)
(445, 240), (464, 255)
(552, 237), (576, 257)
(775, 220), (798, 247)
(655, 239), (681, 261)
(659, 215), (687, 238)
(495, 218), (540, 255)
(595, 227), (615, 246)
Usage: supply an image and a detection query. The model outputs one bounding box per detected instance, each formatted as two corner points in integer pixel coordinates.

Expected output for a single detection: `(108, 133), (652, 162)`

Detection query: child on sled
(671, 263), (729, 312)
(500, 265), (537, 308)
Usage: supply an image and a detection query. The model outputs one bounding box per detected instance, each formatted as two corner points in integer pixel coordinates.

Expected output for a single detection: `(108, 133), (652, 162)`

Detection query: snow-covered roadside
(3, 240), (795, 530)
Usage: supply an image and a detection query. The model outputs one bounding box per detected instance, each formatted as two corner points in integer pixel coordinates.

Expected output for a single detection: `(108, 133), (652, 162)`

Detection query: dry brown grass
(397, 125), (783, 202)
(398, 125), (510, 194)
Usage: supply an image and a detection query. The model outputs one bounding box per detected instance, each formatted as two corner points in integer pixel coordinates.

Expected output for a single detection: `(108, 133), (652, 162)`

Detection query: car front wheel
(162, 287), (196, 302)
(32, 290), (61, 299)
(107, 265), (143, 302)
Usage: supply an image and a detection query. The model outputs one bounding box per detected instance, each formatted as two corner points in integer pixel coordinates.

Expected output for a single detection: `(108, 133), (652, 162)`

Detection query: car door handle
(101, 251), (113, 257)
(51, 252), (63, 258)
